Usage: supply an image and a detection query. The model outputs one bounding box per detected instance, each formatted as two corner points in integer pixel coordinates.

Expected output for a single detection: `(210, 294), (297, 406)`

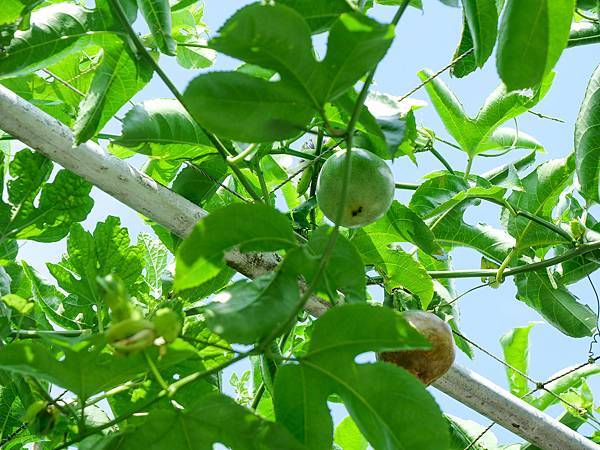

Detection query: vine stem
(395, 182), (419, 190)
(257, 0), (412, 351)
(429, 145), (455, 174)
(464, 156), (474, 177)
(428, 240), (600, 279)
(478, 196), (575, 244)
(106, 0), (262, 202)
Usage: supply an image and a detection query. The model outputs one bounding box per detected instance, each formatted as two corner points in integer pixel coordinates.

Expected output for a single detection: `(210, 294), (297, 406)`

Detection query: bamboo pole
(0, 85), (597, 450)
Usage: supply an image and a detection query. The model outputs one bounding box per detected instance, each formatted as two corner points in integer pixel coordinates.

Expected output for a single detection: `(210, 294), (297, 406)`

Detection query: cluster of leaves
(0, 0), (599, 449)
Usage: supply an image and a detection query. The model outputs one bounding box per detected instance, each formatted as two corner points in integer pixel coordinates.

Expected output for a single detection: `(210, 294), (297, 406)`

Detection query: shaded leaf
(101, 393), (305, 449)
(514, 270), (596, 337)
(205, 271), (300, 344)
(74, 42), (153, 144)
(274, 304), (448, 450)
(575, 63), (600, 204)
(461, 0), (498, 67)
(111, 99), (215, 160)
(137, 0), (176, 55)
(175, 203), (297, 291)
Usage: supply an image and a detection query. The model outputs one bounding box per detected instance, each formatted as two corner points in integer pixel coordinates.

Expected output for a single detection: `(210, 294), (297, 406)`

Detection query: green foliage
(97, 393), (305, 449)
(496, 0), (575, 90)
(0, 0), (598, 447)
(0, 149), (93, 245)
(575, 63), (600, 204)
(183, 4), (394, 141)
(418, 70), (552, 157)
(175, 203), (297, 291)
(500, 322), (536, 397)
(274, 304), (449, 450)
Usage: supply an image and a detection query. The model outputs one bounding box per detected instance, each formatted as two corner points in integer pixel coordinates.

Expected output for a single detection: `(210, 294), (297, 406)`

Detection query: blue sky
(18, 0), (600, 446)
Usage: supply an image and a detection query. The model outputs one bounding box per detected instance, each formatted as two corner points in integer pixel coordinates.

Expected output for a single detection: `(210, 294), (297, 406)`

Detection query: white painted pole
(434, 364), (599, 450)
(0, 85), (596, 450)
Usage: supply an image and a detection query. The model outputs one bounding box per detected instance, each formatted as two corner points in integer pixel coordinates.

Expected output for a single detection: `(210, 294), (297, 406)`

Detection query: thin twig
(398, 49), (474, 103)
(41, 69), (85, 97)
(527, 110), (565, 123)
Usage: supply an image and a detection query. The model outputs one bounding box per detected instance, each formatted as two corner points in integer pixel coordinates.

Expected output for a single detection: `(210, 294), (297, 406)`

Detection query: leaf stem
(9, 329), (91, 338)
(464, 156), (474, 177)
(256, 159), (271, 204)
(428, 145), (455, 174)
(494, 247), (517, 284)
(144, 350), (169, 392)
(429, 240), (600, 279)
(309, 130), (325, 228)
(394, 182), (419, 190)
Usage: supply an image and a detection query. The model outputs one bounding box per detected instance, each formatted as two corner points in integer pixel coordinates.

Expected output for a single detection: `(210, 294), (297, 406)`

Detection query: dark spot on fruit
(351, 206), (363, 217)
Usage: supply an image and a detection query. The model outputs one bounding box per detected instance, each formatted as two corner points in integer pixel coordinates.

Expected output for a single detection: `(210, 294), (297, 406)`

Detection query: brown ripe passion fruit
(378, 310), (455, 385)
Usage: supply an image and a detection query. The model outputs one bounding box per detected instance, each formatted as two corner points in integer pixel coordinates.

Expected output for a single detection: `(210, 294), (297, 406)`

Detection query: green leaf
(1, 49), (102, 127)
(205, 271), (300, 344)
(334, 416), (368, 450)
(99, 393), (305, 449)
(0, 3), (95, 79)
(171, 4), (215, 69)
(500, 322), (536, 397)
(360, 200), (444, 257)
(514, 270), (596, 337)
(0, 337), (197, 400)
(111, 99), (216, 160)
(502, 155), (575, 249)
(0, 149), (93, 243)
(184, 4), (393, 141)
(409, 173), (470, 218)
(478, 128), (544, 154)
(276, 0), (356, 33)
(21, 261), (86, 331)
(529, 364), (600, 410)
(73, 42), (153, 144)
(446, 415), (499, 450)
(461, 0), (498, 67)
(284, 227), (366, 304)
(431, 204), (515, 264)
(363, 92), (425, 159)
(137, 0), (176, 55)
(171, 156), (228, 207)
(450, 16), (478, 78)
(183, 72), (315, 142)
(418, 70), (553, 156)
(138, 233), (168, 296)
(47, 217), (143, 327)
(175, 203), (297, 291)
(496, 0), (575, 90)
(482, 151), (537, 185)
(575, 63), (600, 204)
(352, 221), (434, 307)
(274, 304), (449, 450)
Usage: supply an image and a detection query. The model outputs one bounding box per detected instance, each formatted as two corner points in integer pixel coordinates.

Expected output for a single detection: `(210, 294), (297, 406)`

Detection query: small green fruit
(316, 149), (394, 228)
(153, 308), (182, 343)
(378, 310), (455, 385)
(107, 318), (156, 354)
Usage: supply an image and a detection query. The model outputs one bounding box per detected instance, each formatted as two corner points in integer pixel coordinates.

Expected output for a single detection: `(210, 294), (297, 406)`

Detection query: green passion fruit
(378, 310), (455, 385)
(316, 149), (394, 228)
